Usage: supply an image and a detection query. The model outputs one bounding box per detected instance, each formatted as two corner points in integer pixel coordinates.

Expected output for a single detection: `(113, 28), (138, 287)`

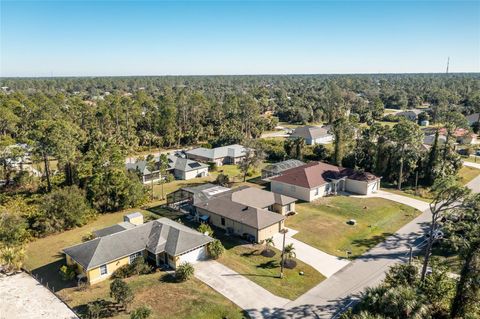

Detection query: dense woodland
(1, 74), (480, 318)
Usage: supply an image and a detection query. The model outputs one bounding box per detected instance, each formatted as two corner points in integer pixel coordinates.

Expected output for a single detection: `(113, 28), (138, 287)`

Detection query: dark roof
(64, 218), (213, 270)
(290, 126), (330, 139)
(195, 197), (285, 230)
(262, 159), (305, 174)
(93, 224), (129, 237)
(270, 161), (379, 188)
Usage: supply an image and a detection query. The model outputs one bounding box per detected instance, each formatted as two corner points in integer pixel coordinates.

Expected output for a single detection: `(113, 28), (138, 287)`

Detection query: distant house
(186, 144), (246, 166)
(269, 161), (381, 202)
(396, 110), (423, 121)
(423, 134), (447, 146)
(168, 184), (294, 243)
(289, 126), (333, 145)
(261, 159), (305, 180)
(63, 216), (213, 285)
(167, 155), (209, 180)
(126, 155), (208, 183)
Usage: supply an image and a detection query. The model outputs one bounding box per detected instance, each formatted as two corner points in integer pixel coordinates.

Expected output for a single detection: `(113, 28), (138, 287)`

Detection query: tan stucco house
(186, 144), (246, 166)
(63, 217), (213, 285)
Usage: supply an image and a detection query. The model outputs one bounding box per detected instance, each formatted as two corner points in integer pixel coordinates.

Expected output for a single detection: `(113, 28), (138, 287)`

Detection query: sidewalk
(272, 228), (350, 278)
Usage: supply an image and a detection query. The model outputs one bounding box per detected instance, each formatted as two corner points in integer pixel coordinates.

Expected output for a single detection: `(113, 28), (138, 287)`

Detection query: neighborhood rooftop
(290, 126), (330, 139)
(63, 218), (213, 270)
(194, 197), (285, 229)
(186, 144), (246, 160)
(271, 161), (379, 189)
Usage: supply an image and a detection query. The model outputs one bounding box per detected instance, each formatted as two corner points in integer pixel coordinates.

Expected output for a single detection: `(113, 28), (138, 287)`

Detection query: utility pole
(279, 228), (288, 279)
(446, 57), (450, 74)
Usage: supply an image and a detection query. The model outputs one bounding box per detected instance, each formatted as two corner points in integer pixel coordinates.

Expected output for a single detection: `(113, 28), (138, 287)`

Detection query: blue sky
(1, 1), (479, 76)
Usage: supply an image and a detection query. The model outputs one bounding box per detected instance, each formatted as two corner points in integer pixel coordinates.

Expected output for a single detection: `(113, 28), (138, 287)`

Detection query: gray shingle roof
(195, 196), (285, 230)
(63, 218), (213, 270)
(290, 126), (330, 139)
(229, 186), (296, 208)
(167, 155), (208, 172)
(186, 144), (246, 160)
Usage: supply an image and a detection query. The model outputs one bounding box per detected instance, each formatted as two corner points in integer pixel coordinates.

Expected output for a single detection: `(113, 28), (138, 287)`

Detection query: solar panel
(188, 162), (201, 168)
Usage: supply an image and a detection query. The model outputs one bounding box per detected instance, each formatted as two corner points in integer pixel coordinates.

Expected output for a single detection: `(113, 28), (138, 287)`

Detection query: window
(129, 251), (142, 264)
(286, 203), (292, 212)
(315, 188), (320, 196)
(100, 264), (107, 276)
(221, 217), (225, 226)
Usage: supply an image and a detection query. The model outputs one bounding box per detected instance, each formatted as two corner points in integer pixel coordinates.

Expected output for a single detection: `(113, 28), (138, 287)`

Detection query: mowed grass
(24, 209), (245, 319)
(217, 241), (325, 300)
(458, 165), (480, 184)
(287, 196), (420, 258)
(58, 272), (245, 319)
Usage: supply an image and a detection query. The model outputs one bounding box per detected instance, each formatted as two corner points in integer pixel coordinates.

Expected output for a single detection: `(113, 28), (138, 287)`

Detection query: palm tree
(145, 154), (157, 200)
(284, 243), (296, 260)
(264, 237), (275, 253)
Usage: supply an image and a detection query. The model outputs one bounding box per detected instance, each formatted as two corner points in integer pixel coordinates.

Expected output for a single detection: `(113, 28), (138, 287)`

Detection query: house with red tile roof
(269, 161), (381, 202)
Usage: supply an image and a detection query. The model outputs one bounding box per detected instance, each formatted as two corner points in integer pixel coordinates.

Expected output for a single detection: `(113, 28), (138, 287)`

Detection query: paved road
(194, 260), (290, 319)
(462, 161), (480, 193)
(272, 228), (350, 278)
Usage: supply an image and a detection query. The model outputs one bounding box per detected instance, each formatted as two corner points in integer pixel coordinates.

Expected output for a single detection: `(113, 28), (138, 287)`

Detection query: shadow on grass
(159, 272), (179, 283)
(257, 260), (280, 269)
(30, 258), (77, 292)
(74, 299), (120, 318)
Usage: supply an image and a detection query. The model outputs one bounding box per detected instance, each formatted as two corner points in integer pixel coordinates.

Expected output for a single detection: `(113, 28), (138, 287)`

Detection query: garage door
(177, 246), (207, 265)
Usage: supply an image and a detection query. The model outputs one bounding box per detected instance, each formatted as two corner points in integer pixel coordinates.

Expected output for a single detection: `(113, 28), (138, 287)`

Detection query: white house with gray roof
(186, 144), (246, 166)
(126, 155), (208, 183)
(289, 126), (333, 145)
(63, 217), (213, 285)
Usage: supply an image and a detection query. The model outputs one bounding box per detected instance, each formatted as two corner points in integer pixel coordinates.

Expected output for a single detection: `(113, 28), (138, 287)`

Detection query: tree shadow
(74, 299), (119, 318)
(257, 260), (279, 269)
(245, 295), (358, 318)
(30, 258), (77, 292)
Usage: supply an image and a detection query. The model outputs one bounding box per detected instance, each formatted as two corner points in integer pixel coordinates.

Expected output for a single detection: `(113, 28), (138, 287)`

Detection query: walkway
(0, 272), (78, 319)
(194, 260), (290, 319)
(272, 228), (350, 278)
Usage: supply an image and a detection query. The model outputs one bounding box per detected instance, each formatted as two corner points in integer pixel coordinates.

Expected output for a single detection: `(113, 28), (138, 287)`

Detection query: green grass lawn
(57, 272), (245, 319)
(217, 236), (325, 300)
(458, 165), (480, 184)
(287, 196), (420, 258)
(24, 209), (245, 319)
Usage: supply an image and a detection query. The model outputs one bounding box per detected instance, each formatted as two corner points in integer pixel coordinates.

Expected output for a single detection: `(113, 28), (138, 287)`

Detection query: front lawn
(458, 165), (480, 184)
(287, 196), (420, 258)
(217, 235), (325, 300)
(57, 273), (245, 319)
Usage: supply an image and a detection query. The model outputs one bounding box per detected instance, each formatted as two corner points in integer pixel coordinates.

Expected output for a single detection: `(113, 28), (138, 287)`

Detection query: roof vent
(242, 206), (249, 211)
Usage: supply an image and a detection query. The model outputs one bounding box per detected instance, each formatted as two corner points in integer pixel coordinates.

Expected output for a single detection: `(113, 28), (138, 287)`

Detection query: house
(168, 184), (293, 242)
(126, 155), (208, 183)
(289, 126), (333, 145)
(269, 161), (381, 202)
(186, 144), (246, 166)
(63, 217), (213, 285)
(194, 195), (286, 243)
(423, 134), (447, 146)
(167, 155), (209, 180)
(261, 159), (305, 180)
(440, 128), (478, 145)
(396, 110), (422, 121)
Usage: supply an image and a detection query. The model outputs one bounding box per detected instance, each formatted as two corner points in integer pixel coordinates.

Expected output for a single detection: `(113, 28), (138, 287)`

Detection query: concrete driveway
(352, 190), (430, 211)
(272, 229), (350, 278)
(194, 260), (290, 318)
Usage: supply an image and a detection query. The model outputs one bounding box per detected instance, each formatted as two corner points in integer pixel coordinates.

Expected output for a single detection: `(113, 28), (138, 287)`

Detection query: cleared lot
(0, 272), (77, 319)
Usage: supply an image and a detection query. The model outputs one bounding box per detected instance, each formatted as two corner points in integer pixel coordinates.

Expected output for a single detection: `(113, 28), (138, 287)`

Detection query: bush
(111, 257), (151, 279)
(110, 278), (134, 310)
(0, 245), (25, 272)
(130, 305), (152, 319)
(207, 240), (225, 259)
(59, 265), (76, 281)
(198, 223), (213, 236)
(215, 173), (230, 187)
(175, 262), (194, 282)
